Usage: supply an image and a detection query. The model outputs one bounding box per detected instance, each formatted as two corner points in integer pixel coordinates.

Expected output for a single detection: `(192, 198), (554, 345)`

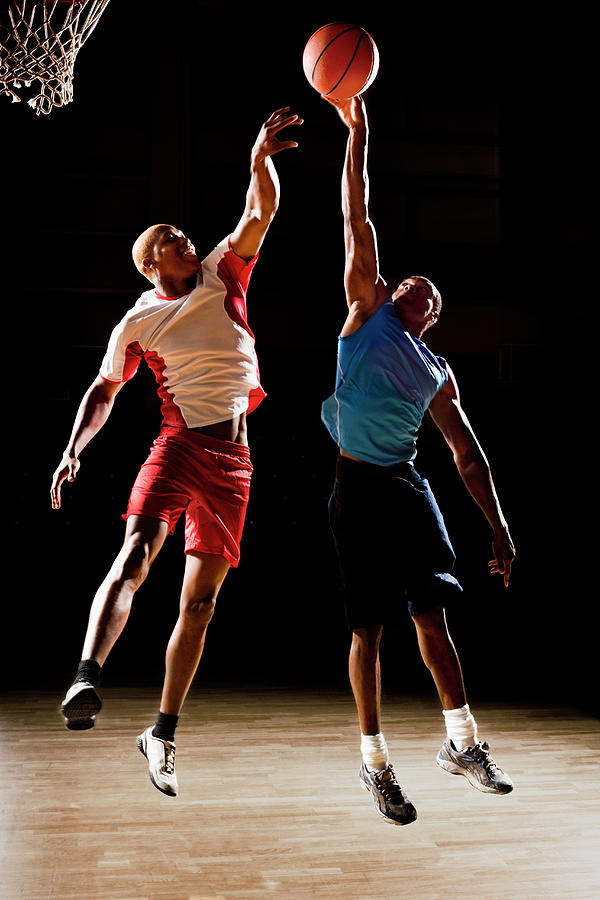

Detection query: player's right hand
(321, 94), (366, 129)
(50, 454), (80, 510)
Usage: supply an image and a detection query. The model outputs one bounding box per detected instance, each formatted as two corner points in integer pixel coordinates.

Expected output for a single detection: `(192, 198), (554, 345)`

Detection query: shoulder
(429, 363), (459, 410)
(341, 285), (392, 338)
(201, 236), (258, 290)
(201, 237), (229, 268)
(203, 236), (257, 264)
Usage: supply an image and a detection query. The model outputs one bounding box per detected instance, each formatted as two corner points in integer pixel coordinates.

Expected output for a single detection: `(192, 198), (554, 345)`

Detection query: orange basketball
(302, 23), (379, 99)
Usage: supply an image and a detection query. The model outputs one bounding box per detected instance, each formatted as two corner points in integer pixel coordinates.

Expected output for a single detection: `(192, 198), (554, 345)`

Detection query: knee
(181, 592), (217, 627)
(114, 536), (152, 589)
(352, 625), (383, 653)
(412, 605), (447, 636)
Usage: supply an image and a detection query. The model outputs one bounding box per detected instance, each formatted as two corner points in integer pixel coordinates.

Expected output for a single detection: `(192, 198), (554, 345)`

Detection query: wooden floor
(1, 686), (598, 900)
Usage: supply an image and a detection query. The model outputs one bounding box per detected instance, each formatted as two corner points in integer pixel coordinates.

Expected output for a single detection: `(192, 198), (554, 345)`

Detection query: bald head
(132, 224), (170, 281)
(412, 275), (442, 318)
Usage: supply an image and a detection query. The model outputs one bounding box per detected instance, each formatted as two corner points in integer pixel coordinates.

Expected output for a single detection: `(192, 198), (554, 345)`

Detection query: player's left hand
(251, 107), (303, 163)
(489, 527), (516, 587)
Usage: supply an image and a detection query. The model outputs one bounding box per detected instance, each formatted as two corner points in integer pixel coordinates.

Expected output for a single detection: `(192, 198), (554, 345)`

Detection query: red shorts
(124, 426), (253, 567)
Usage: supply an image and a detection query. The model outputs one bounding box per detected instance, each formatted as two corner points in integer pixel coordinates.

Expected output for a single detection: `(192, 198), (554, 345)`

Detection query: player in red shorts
(50, 107), (302, 797)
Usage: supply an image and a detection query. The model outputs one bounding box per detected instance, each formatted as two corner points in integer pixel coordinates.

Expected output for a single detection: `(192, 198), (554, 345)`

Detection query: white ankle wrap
(443, 704), (478, 751)
(361, 732), (389, 771)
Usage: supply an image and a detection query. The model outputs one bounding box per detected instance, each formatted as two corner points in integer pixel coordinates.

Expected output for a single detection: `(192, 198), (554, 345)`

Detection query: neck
(153, 272), (198, 298)
(392, 300), (429, 340)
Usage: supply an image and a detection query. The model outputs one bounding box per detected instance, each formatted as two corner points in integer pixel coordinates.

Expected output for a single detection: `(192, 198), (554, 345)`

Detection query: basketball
(302, 23), (379, 99)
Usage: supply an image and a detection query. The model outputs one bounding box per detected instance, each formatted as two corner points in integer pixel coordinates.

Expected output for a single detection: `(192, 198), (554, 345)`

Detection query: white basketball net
(0, 0), (111, 115)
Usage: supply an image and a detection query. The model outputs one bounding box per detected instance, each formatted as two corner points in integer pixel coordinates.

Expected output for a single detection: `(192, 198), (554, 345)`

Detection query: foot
(437, 739), (514, 794)
(359, 762), (417, 826)
(136, 727), (178, 797)
(60, 681), (102, 730)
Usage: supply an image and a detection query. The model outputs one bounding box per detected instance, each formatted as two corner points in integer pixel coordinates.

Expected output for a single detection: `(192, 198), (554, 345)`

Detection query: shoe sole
(359, 775), (418, 826)
(136, 735), (177, 797)
(60, 686), (102, 731)
(436, 757), (513, 794)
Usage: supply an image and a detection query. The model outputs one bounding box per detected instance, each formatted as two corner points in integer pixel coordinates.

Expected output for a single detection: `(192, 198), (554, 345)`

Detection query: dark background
(2, 2), (595, 711)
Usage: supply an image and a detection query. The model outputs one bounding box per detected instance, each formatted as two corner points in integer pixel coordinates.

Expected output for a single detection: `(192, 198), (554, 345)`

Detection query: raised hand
(251, 107), (303, 163)
(321, 94), (366, 130)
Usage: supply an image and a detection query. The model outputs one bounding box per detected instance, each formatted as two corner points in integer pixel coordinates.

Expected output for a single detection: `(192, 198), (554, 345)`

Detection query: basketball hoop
(0, 0), (111, 115)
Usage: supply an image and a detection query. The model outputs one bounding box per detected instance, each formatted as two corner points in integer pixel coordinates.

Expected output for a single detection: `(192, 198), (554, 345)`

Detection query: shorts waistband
(159, 425), (251, 457)
(335, 453), (414, 481)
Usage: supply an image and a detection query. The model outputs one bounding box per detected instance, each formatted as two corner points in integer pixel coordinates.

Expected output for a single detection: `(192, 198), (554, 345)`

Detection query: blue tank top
(321, 300), (448, 465)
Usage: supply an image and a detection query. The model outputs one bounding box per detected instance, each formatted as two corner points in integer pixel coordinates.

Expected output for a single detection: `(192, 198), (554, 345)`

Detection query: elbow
(455, 445), (488, 478)
(251, 196), (279, 225)
(245, 203), (278, 233)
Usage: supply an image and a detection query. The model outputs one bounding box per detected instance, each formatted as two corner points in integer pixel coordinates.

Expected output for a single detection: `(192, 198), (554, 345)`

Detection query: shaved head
(412, 275), (442, 318)
(132, 224), (170, 279)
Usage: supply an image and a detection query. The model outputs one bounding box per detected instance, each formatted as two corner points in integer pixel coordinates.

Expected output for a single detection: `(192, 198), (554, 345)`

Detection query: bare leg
(412, 606), (466, 710)
(349, 625), (384, 735)
(82, 515), (169, 665)
(159, 552), (230, 716)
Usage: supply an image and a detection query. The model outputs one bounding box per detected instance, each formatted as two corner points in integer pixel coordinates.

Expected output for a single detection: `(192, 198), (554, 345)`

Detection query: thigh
(125, 438), (190, 534)
(328, 481), (400, 628)
(399, 473), (462, 615)
(114, 514), (170, 578)
(399, 471), (456, 574)
(181, 551), (230, 605)
(184, 448), (253, 567)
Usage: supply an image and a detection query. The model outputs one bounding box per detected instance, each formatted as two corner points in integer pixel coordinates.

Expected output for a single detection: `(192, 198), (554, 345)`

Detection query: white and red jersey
(99, 236), (266, 427)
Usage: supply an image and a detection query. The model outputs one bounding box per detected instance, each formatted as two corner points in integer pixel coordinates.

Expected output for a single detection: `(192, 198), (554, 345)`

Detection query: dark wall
(3, 2), (594, 710)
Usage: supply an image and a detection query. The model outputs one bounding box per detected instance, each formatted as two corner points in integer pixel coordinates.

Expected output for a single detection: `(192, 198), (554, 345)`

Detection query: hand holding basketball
(322, 94), (367, 130)
(303, 23), (379, 99)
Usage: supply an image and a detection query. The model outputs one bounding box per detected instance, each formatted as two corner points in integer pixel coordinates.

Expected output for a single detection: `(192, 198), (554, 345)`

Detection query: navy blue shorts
(328, 454), (462, 629)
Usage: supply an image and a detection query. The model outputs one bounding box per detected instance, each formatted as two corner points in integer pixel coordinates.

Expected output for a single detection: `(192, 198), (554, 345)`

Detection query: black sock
(74, 659), (101, 687)
(152, 711), (179, 743)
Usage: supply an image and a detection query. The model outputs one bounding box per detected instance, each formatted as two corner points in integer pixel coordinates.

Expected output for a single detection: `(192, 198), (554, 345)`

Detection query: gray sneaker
(136, 727), (178, 797)
(60, 681), (102, 730)
(359, 762), (417, 825)
(437, 739), (514, 794)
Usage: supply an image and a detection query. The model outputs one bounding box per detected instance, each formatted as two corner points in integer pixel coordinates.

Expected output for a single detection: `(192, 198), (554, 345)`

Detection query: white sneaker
(60, 681), (102, 730)
(437, 739), (514, 794)
(136, 727), (178, 797)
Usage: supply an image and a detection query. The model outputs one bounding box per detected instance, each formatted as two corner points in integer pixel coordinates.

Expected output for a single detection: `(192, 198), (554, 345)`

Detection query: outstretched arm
(428, 366), (516, 586)
(50, 374), (123, 510)
(230, 106), (302, 260)
(323, 95), (388, 336)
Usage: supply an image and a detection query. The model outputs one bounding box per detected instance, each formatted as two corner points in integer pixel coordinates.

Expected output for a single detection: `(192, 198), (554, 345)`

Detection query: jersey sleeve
(203, 236), (259, 294)
(99, 314), (143, 384)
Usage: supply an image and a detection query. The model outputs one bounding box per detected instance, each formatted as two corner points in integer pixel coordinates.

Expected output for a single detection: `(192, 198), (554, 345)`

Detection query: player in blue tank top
(321, 94), (516, 825)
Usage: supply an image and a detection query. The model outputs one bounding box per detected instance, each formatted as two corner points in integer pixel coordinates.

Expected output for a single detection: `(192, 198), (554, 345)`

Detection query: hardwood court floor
(1, 686), (598, 900)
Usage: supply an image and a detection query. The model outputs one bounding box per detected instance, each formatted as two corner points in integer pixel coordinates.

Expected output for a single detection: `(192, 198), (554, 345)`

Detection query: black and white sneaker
(437, 739), (514, 794)
(60, 681), (102, 730)
(136, 727), (178, 797)
(359, 762), (417, 826)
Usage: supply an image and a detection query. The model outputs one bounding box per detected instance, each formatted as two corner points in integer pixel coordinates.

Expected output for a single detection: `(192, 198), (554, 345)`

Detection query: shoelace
(163, 745), (176, 775)
(469, 741), (500, 774)
(374, 766), (406, 801)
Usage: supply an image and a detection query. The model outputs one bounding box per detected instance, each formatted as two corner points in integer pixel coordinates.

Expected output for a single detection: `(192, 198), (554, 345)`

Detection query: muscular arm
(50, 374), (123, 509)
(230, 107), (302, 261)
(428, 366), (516, 586)
(324, 96), (388, 336)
